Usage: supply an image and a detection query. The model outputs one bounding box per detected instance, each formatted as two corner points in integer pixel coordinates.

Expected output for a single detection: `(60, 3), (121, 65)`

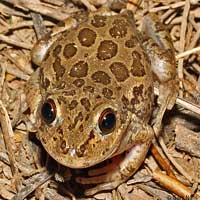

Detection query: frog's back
(40, 10), (154, 122)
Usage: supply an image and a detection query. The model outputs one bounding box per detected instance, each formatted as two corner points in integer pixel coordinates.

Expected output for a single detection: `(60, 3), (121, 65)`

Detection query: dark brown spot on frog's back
(63, 43), (77, 59)
(91, 71), (111, 85)
(69, 99), (78, 110)
(74, 112), (84, 125)
(40, 69), (50, 89)
(120, 109), (128, 124)
(60, 140), (69, 154)
(77, 144), (85, 157)
(125, 36), (137, 48)
(131, 51), (146, 77)
(40, 72), (50, 89)
(83, 85), (94, 93)
(146, 85), (154, 101)
(73, 78), (85, 87)
(122, 95), (129, 109)
(109, 62), (129, 82)
(80, 98), (91, 111)
(57, 96), (67, 105)
(91, 15), (107, 27)
(79, 124), (83, 132)
(97, 40), (118, 60)
(130, 84), (144, 111)
(77, 130), (95, 157)
(53, 57), (66, 80)
(78, 28), (96, 47)
(132, 84), (144, 97)
(63, 90), (76, 96)
(69, 61), (88, 78)
(68, 124), (74, 131)
(57, 126), (64, 136)
(53, 44), (62, 57)
(109, 18), (128, 39)
(43, 78), (50, 89)
(85, 113), (90, 121)
(102, 88), (113, 99)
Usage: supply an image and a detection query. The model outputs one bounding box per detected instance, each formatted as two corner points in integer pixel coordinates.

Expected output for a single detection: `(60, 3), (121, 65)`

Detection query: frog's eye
(98, 108), (116, 135)
(41, 99), (56, 124)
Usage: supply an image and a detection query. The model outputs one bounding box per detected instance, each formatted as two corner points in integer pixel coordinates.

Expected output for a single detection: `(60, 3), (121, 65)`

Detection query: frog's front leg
(142, 13), (178, 133)
(76, 124), (154, 196)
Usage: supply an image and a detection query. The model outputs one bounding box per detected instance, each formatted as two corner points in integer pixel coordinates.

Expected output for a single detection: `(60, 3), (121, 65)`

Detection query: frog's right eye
(41, 99), (56, 124)
(98, 108), (116, 135)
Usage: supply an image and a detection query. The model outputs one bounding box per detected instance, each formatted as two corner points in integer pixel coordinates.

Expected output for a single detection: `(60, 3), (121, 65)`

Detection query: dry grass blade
(0, 100), (17, 176)
(177, 0), (190, 97)
(1, 0), (71, 20)
(176, 46), (200, 59)
(0, 34), (32, 49)
(80, 0), (97, 11)
(11, 171), (53, 200)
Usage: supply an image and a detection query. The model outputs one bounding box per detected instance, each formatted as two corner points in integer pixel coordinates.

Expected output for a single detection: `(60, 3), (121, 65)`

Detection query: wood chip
(175, 124), (200, 158)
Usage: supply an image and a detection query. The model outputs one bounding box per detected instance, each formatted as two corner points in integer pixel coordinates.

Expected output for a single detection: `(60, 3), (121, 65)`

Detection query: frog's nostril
(41, 99), (57, 124)
(98, 108), (116, 135)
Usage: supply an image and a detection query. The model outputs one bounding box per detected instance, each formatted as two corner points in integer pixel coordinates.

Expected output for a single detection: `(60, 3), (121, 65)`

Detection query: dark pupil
(41, 100), (56, 123)
(99, 109), (116, 135)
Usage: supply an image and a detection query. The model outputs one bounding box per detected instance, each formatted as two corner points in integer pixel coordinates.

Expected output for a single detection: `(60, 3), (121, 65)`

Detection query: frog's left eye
(41, 99), (56, 124)
(98, 108), (116, 135)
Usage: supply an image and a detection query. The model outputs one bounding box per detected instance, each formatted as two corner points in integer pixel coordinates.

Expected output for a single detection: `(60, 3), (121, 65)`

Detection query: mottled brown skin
(25, 10), (177, 195)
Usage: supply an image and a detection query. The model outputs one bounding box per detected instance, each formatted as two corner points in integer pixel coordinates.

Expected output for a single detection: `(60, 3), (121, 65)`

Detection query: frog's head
(36, 82), (132, 168)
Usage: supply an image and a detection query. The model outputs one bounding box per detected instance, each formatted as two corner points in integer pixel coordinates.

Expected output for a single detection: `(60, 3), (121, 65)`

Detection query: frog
(25, 9), (178, 196)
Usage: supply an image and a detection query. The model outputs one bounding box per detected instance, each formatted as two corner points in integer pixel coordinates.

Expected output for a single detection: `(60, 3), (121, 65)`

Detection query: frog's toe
(87, 156), (122, 176)
(84, 181), (121, 196)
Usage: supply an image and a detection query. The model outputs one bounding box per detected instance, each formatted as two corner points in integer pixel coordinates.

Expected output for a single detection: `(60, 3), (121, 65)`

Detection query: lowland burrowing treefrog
(25, 9), (178, 195)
